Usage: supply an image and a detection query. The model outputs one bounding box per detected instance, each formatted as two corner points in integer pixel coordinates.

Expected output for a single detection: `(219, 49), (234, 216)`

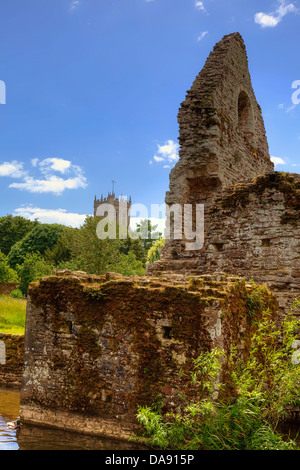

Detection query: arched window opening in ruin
(238, 91), (254, 140)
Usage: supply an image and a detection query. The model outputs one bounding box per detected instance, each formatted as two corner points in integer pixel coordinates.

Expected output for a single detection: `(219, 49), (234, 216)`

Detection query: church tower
(94, 192), (132, 228)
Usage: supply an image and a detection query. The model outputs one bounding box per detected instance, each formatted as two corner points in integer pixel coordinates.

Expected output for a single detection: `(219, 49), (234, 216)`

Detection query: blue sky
(0, 0), (299, 228)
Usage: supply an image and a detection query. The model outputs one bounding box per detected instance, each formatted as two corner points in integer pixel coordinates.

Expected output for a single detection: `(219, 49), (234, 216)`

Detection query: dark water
(0, 388), (144, 451)
(1, 388), (299, 450)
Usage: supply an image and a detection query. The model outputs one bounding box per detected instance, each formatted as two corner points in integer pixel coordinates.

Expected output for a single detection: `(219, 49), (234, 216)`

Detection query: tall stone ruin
(148, 32), (300, 320)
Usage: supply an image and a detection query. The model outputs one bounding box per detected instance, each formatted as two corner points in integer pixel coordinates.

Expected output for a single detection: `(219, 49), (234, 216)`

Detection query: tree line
(0, 215), (165, 296)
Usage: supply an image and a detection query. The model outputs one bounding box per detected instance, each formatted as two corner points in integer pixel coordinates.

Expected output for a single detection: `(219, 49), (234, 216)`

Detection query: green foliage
(133, 219), (162, 253)
(191, 349), (224, 398)
(8, 223), (64, 269)
(56, 216), (147, 277)
(0, 215), (38, 256)
(135, 309), (300, 450)
(119, 237), (147, 267)
(112, 252), (145, 277)
(44, 228), (74, 267)
(246, 284), (264, 318)
(0, 215), (160, 284)
(0, 251), (19, 283)
(0, 216), (158, 289)
(16, 253), (53, 295)
(10, 288), (23, 299)
(85, 287), (106, 301)
(58, 216), (121, 275)
(147, 238), (165, 265)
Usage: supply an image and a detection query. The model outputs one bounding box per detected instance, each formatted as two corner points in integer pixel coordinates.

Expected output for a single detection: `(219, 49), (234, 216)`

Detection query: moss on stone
(23, 272), (279, 427)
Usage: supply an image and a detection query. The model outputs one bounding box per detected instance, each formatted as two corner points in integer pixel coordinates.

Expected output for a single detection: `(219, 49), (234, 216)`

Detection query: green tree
(0, 251), (19, 283)
(8, 223), (65, 269)
(0, 215), (39, 255)
(119, 237), (147, 267)
(56, 217), (147, 276)
(133, 219), (162, 253)
(44, 226), (75, 267)
(60, 216), (121, 275)
(16, 253), (53, 295)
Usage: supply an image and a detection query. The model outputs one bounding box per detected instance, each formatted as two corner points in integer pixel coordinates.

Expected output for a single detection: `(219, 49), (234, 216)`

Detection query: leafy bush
(112, 252), (145, 276)
(16, 252), (53, 295)
(135, 306), (300, 450)
(10, 288), (23, 299)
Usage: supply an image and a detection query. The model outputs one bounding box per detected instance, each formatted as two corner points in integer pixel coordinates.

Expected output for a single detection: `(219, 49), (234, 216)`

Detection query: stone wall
(20, 270), (278, 440)
(150, 172), (300, 320)
(206, 172), (300, 319)
(161, 32), (274, 263)
(0, 333), (25, 389)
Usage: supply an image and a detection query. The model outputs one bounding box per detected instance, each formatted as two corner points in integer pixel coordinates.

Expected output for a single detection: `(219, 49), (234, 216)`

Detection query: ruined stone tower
(149, 32), (274, 273)
(173, 32), (273, 194)
(148, 32), (300, 321)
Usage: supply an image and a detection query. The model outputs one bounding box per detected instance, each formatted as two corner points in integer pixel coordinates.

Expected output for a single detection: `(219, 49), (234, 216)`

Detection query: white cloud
(70, 0), (80, 11)
(157, 140), (179, 159)
(39, 158), (72, 175)
(150, 140), (179, 168)
(271, 156), (286, 166)
(286, 103), (297, 112)
(277, 0), (297, 16)
(10, 174), (87, 195)
(0, 161), (26, 178)
(14, 205), (87, 228)
(149, 140), (179, 168)
(195, 1), (206, 12)
(0, 157), (87, 195)
(197, 31), (208, 41)
(277, 102), (298, 113)
(255, 0), (297, 28)
(255, 12), (280, 27)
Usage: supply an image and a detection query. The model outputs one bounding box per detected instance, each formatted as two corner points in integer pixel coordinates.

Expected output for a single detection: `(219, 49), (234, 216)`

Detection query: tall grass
(0, 296), (26, 335)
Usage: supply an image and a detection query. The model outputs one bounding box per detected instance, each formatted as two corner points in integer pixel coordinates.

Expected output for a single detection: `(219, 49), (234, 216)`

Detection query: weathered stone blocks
(0, 333), (24, 388)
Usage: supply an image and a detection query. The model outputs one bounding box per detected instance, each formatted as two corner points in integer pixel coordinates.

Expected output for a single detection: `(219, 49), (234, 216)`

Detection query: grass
(0, 296), (26, 335)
